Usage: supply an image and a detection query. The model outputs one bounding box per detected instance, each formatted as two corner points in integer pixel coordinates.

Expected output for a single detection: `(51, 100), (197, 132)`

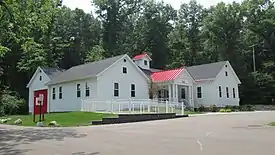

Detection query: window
(144, 60), (148, 66)
(114, 83), (119, 97)
(226, 87), (229, 98)
(219, 86), (222, 98)
(39, 76), (42, 81)
(59, 87), (62, 99)
(181, 88), (186, 99)
(225, 71), (228, 76)
(197, 87), (202, 98)
(122, 67), (127, 74)
(225, 65), (228, 67)
(85, 83), (90, 97)
(52, 88), (56, 100)
(77, 84), (81, 98)
(131, 84), (136, 97)
(123, 59), (127, 62)
(233, 88), (236, 98)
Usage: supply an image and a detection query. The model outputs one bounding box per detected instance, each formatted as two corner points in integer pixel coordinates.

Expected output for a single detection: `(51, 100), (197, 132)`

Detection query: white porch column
(172, 84), (175, 102)
(175, 84), (178, 103)
(168, 84), (172, 103)
(188, 86), (192, 107)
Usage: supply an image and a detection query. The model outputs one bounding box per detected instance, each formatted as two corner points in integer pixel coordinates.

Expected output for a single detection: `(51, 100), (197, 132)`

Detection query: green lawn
(0, 112), (117, 127)
(269, 122), (275, 126)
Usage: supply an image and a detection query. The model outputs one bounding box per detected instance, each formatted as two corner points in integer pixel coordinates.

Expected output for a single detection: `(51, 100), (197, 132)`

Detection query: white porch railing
(81, 98), (186, 115)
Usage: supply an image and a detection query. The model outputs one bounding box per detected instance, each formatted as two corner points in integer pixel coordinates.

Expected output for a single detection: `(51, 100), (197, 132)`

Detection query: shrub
(246, 105), (255, 111)
(0, 90), (27, 116)
(198, 105), (206, 112)
(219, 109), (226, 112)
(209, 105), (218, 112)
(231, 106), (240, 112)
(239, 105), (255, 112)
(225, 109), (232, 113)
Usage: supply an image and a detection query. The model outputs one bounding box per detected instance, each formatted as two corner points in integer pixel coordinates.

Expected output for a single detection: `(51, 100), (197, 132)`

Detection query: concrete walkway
(1, 111), (275, 155)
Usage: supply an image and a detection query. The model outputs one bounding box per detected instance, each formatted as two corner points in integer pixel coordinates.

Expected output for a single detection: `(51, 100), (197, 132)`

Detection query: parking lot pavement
(1, 111), (275, 155)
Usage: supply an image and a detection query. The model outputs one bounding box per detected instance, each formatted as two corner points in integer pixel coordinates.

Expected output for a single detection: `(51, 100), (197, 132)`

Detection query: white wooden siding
(133, 57), (151, 70)
(213, 62), (240, 106)
(97, 56), (149, 100)
(48, 78), (97, 112)
(193, 80), (216, 108)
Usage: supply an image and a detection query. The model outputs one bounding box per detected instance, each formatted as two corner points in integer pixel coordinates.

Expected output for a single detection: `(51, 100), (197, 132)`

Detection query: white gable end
(97, 55), (149, 100)
(174, 69), (195, 85)
(213, 61), (240, 106)
(27, 67), (51, 90)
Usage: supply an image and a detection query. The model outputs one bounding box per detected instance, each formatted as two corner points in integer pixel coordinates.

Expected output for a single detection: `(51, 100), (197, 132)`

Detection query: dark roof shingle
(41, 68), (64, 79)
(186, 61), (227, 80)
(47, 54), (125, 85)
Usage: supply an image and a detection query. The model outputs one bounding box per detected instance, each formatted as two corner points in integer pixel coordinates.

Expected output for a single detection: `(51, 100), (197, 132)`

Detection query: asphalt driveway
(1, 111), (275, 155)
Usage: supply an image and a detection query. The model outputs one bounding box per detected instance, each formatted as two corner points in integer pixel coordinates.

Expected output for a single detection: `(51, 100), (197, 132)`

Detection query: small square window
(123, 67), (127, 74)
(225, 71), (228, 76)
(144, 60), (148, 66)
(39, 76), (42, 81)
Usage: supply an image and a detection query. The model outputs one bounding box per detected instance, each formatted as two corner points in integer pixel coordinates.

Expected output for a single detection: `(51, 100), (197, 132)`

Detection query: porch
(152, 82), (194, 109)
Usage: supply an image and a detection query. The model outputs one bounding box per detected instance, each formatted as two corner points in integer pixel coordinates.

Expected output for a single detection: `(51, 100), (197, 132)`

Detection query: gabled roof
(139, 67), (163, 78)
(151, 68), (184, 82)
(186, 61), (227, 81)
(41, 67), (64, 79)
(47, 54), (125, 85)
(26, 67), (64, 88)
(132, 53), (152, 61)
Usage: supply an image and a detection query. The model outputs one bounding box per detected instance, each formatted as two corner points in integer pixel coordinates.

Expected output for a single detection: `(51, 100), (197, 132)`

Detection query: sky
(63, 0), (243, 13)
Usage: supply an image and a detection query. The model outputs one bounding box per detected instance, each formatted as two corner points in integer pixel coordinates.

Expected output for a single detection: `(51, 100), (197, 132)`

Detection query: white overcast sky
(63, 0), (243, 13)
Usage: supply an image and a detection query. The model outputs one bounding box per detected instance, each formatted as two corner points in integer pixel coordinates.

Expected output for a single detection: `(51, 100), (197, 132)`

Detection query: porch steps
(91, 113), (189, 125)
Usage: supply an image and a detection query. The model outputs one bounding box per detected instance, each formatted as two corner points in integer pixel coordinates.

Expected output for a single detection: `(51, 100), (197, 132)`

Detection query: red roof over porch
(150, 68), (184, 82)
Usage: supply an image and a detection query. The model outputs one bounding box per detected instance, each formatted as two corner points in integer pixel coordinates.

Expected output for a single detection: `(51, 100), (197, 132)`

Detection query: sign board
(35, 94), (44, 106)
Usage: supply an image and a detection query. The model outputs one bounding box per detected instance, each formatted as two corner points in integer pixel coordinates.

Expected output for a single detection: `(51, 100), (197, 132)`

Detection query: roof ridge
(153, 67), (184, 73)
(69, 54), (126, 70)
(187, 61), (227, 68)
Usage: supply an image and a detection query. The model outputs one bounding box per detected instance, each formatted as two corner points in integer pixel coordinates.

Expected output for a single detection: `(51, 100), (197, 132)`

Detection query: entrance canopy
(151, 68), (184, 83)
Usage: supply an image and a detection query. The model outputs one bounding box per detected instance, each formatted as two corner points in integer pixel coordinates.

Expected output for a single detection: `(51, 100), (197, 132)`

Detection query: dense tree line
(0, 0), (275, 114)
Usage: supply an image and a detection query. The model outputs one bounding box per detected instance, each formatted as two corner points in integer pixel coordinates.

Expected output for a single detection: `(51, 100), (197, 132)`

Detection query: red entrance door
(33, 89), (48, 115)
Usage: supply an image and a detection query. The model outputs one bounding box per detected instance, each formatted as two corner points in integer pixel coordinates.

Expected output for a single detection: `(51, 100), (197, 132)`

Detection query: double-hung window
(114, 83), (119, 97)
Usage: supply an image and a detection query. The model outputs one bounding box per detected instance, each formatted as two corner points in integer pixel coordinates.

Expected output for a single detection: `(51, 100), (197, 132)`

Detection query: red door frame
(33, 89), (48, 122)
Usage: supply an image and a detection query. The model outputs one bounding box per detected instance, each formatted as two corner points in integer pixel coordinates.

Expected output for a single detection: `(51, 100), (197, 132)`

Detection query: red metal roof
(132, 53), (151, 60)
(150, 68), (184, 82)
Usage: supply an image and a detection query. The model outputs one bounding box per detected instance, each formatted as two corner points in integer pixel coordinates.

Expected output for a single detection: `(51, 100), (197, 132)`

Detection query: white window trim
(77, 84), (81, 98)
(226, 87), (229, 98)
(52, 87), (56, 100)
(85, 83), (90, 97)
(59, 86), (63, 99)
(197, 86), (202, 99)
(122, 67), (127, 74)
(219, 86), (222, 98)
(114, 83), (119, 97)
(131, 84), (136, 98)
